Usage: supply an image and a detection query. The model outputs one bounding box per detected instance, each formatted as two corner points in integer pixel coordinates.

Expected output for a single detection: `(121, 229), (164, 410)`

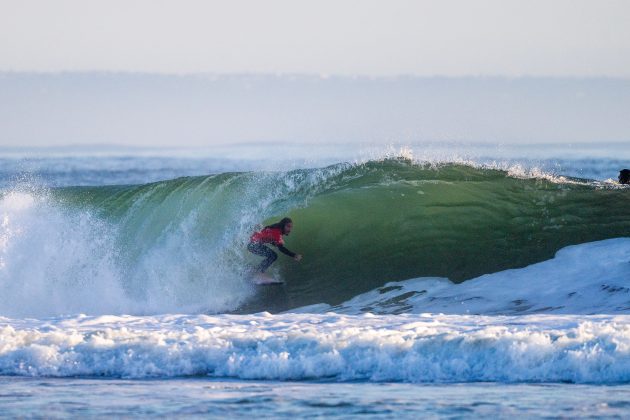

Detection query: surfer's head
(279, 217), (293, 235)
(267, 217), (293, 235)
(619, 169), (630, 185)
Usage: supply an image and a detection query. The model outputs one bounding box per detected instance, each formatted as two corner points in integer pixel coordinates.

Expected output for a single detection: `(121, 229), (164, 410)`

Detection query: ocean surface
(1, 143), (630, 417)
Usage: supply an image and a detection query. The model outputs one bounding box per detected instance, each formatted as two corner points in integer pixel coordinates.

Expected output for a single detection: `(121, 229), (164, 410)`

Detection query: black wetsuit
(247, 242), (296, 273)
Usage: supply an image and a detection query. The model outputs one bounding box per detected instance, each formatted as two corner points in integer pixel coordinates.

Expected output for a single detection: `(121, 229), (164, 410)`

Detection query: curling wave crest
(1, 160), (629, 316)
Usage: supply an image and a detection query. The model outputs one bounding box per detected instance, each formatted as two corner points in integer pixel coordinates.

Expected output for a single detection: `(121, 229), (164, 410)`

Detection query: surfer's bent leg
(247, 242), (278, 272)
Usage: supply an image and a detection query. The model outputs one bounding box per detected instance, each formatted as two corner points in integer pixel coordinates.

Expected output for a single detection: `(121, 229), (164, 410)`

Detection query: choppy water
(2, 378), (630, 418)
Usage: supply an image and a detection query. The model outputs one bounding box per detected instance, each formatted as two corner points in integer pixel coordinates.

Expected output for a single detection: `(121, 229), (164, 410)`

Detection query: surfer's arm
(277, 244), (296, 258)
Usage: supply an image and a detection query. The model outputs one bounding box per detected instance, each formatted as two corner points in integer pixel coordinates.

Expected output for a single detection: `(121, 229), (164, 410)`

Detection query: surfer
(619, 169), (630, 185)
(247, 217), (302, 273)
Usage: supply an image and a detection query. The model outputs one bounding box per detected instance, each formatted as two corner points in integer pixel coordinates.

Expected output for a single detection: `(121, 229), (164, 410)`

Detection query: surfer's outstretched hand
(294, 254), (303, 262)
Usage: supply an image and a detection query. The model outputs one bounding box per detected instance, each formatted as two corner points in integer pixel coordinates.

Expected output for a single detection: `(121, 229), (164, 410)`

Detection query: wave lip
(1, 312), (630, 383)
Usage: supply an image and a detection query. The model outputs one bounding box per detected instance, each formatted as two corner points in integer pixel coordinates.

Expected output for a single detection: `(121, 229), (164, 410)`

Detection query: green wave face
(51, 160), (630, 312)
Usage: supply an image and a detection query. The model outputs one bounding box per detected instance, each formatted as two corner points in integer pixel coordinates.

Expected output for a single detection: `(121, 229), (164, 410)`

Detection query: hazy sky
(2, 74), (629, 147)
(1, 1), (629, 148)
(1, 0), (629, 77)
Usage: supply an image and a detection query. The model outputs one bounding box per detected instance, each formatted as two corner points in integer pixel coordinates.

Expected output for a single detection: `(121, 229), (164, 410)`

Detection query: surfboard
(251, 272), (284, 285)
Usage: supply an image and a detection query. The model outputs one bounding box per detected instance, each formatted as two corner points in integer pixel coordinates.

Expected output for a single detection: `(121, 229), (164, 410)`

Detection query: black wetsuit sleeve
(277, 245), (296, 258)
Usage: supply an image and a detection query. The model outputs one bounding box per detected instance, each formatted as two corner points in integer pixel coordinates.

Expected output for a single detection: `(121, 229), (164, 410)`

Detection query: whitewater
(1, 145), (630, 417)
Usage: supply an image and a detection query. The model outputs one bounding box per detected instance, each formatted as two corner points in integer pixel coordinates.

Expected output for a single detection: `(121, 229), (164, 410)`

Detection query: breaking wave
(1, 312), (629, 383)
(1, 159), (629, 316)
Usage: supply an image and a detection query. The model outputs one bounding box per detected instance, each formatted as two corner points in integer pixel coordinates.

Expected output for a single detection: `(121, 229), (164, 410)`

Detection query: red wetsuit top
(250, 227), (296, 257)
(250, 227), (284, 246)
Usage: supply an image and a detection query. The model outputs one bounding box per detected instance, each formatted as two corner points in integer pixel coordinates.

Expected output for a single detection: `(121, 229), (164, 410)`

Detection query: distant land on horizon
(1, 72), (628, 148)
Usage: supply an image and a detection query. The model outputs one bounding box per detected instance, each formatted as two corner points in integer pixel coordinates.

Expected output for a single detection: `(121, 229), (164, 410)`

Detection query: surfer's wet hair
(619, 169), (630, 185)
(266, 217), (293, 232)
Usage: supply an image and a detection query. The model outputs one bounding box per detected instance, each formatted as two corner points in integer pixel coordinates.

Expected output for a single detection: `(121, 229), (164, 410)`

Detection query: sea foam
(1, 312), (629, 383)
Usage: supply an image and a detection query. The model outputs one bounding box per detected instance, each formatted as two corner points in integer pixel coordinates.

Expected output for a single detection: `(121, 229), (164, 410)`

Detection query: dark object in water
(619, 169), (630, 185)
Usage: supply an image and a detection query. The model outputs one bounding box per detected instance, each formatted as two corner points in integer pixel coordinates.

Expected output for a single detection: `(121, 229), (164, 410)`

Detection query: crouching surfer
(247, 217), (302, 284)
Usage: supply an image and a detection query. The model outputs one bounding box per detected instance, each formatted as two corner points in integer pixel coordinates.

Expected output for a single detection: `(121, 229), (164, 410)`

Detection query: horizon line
(2, 140), (629, 151)
(2, 71), (630, 82)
